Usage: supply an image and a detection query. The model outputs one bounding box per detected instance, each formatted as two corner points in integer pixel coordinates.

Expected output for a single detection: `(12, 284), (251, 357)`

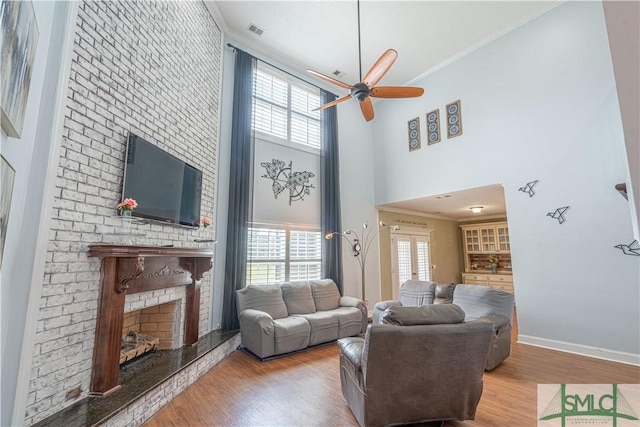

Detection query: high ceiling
(208, 1), (562, 88)
(207, 1), (562, 220)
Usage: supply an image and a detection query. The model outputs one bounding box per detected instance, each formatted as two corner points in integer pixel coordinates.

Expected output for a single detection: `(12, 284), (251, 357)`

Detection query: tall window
(253, 63), (321, 150)
(247, 225), (322, 285)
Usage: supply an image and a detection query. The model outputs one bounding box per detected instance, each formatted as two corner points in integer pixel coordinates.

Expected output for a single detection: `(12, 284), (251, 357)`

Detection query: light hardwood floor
(145, 325), (639, 427)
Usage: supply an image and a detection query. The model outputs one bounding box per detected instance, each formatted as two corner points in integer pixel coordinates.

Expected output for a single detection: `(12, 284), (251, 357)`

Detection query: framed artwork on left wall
(1, 155), (16, 269)
(1, 0), (40, 138)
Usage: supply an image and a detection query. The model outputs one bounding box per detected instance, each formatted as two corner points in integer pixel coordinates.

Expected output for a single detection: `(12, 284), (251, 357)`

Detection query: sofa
(236, 279), (367, 359)
(337, 304), (494, 427)
(373, 281), (515, 370)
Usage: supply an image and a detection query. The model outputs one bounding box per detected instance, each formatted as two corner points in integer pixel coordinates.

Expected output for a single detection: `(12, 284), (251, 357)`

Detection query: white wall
(372, 1), (639, 361)
(0, 2), (73, 425)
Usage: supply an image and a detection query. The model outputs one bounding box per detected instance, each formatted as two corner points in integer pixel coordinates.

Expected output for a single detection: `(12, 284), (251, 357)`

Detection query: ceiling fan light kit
(307, 1), (424, 121)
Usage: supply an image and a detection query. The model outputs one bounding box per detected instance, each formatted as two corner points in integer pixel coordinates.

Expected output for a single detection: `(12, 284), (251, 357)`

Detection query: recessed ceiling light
(470, 206), (484, 214)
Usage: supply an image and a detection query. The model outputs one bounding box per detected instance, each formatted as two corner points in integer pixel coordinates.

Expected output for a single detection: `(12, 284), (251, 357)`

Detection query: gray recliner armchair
(373, 282), (515, 370)
(337, 304), (494, 427)
(371, 280), (436, 324)
(452, 284), (514, 371)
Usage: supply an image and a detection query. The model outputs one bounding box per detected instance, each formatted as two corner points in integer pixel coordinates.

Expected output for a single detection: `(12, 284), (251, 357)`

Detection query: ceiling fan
(307, 0), (424, 122)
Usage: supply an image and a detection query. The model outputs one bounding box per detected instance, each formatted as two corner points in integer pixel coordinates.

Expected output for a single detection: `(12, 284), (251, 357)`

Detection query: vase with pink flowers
(117, 198), (138, 217)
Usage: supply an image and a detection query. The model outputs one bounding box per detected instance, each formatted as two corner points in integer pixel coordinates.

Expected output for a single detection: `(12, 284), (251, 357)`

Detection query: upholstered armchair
(371, 280), (436, 324)
(337, 304), (494, 427)
(451, 284), (515, 371)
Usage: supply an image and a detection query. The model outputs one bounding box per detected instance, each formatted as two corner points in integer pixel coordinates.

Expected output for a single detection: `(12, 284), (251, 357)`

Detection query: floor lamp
(325, 221), (399, 304)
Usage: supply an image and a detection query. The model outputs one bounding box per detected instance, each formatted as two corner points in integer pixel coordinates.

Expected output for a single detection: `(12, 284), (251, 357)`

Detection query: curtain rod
(226, 42), (327, 92)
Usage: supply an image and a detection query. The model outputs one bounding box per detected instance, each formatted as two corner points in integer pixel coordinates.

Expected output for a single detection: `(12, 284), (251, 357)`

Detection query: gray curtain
(222, 49), (256, 331)
(320, 89), (343, 293)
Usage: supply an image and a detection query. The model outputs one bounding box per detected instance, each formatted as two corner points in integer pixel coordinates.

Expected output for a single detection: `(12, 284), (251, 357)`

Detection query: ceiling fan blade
(307, 69), (352, 90)
(362, 49), (398, 88)
(359, 97), (374, 122)
(370, 86), (425, 98)
(312, 95), (352, 112)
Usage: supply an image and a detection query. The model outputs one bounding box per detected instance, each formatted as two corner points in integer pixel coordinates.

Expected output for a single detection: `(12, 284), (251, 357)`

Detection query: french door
(391, 231), (432, 299)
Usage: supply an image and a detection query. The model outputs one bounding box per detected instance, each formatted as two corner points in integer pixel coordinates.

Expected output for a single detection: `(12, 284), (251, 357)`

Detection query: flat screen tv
(122, 132), (202, 228)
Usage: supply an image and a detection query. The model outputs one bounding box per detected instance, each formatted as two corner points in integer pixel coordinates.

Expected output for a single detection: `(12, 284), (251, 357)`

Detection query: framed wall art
(1, 155), (16, 269)
(425, 109), (440, 145)
(407, 116), (421, 151)
(1, 0), (40, 138)
(446, 100), (463, 139)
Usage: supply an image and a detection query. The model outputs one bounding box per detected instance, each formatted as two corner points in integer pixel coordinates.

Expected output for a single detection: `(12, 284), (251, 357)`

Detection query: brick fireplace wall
(25, 1), (222, 424)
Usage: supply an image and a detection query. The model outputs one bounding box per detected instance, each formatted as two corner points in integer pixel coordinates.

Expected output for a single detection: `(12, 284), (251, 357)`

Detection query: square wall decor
(407, 117), (421, 151)
(446, 100), (463, 139)
(426, 109), (440, 145)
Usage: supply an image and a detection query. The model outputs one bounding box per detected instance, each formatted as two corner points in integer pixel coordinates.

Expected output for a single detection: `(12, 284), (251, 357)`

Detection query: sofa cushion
(435, 283), (456, 303)
(332, 306), (365, 338)
(281, 281), (316, 315)
(296, 311), (339, 346)
(398, 280), (436, 306)
(309, 279), (341, 311)
(273, 316), (311, 355)
(236, 285), (288, 320)
(380, 304), (466, 326)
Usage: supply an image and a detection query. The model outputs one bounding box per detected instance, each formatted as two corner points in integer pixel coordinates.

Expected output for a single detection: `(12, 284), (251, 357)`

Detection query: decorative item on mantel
(487, 255), (499, 274)
(326, 221), (399, 304)
(117, 197), (138, 216)
(115, 198), (139, 244)
(201, 216), (211, 228)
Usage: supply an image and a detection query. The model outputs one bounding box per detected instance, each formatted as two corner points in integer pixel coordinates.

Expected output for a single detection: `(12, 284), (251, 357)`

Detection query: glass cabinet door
(465, 229), (480, 253)
(480, 227), (497, 252)
(497, 226), (510, 251)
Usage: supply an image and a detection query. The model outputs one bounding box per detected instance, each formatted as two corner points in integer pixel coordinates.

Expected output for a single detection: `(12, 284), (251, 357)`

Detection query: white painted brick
(62, 300), (97, 315)
(49, 272), (77, 285)
(28, 0), (222, 423)
(45, 294), (74, 307)
(43, 315), (72, 330)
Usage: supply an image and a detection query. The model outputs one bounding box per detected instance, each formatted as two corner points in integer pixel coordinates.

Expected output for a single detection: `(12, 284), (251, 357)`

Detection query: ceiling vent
(332, 70), (346, 78)
(247, 23), (264, 36)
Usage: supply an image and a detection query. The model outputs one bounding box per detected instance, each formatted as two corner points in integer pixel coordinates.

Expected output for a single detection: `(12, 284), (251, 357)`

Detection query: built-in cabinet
(460, 221), (514, 294)
(463, 223), (510, 253)
(461, 272), (514, 293)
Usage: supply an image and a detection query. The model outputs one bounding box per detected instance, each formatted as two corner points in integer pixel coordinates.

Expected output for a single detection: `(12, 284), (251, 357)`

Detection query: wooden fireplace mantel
(88, 244), (214, 395)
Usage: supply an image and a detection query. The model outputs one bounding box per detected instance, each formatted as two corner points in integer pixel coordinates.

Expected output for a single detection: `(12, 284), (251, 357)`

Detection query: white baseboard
(518, 334), (640, 366)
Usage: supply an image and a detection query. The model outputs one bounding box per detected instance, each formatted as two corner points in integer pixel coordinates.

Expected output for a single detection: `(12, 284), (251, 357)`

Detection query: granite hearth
(32, 330), (240, 427)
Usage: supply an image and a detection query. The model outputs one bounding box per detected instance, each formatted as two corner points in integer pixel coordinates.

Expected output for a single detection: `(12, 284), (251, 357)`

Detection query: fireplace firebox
(88, 244), (213, 396)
